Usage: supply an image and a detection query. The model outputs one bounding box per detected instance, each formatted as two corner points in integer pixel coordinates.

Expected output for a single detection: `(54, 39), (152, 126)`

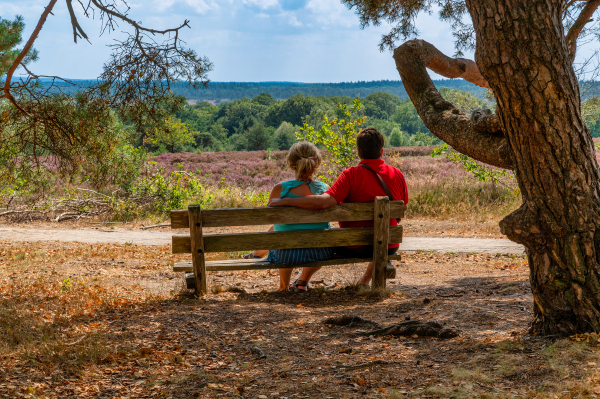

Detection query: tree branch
(90, 0), (190, 35)
(2, 0), (58, 114)
(393, 39), (514, 170)
(66, 0), (90, 43)
(19, 63), (76, 86)
(565, 0), (600, 62)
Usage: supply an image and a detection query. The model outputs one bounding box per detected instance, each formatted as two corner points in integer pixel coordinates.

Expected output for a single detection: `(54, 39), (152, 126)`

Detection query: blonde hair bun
(287, 141), (322, 181)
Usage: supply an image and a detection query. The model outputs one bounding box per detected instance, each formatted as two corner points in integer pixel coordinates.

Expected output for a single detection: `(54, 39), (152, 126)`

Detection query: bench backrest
(171, 200), (405, 254)
(171, 201), (404, 228)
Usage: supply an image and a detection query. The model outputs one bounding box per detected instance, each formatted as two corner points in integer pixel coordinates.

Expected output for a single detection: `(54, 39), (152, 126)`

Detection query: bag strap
(360, 163), (394, 201)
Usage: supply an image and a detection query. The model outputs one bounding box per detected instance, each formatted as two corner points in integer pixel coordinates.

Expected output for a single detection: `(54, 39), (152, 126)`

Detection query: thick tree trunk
(394, 0), (600, 335)
(464, 0), (600, 334)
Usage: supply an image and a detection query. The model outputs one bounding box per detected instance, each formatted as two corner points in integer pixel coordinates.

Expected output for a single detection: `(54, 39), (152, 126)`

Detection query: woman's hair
(287, 141), (322, 181)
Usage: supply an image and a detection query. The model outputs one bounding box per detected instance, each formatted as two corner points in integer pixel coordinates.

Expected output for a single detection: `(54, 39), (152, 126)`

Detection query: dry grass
(3, 240), (600, 398)
(406, 176), (520, 220)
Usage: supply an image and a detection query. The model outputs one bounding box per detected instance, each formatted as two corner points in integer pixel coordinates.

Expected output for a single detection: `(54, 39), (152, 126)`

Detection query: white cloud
(152, 0), (219, 14)
(242, 0), (279, 10)
(288, 14), (302, 27)
(306, 0), (354, 28)
(0, 2), (49, 18)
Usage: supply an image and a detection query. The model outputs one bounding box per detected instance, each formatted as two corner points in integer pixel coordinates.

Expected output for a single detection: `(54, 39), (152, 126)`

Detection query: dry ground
(1, 240), (600, 399)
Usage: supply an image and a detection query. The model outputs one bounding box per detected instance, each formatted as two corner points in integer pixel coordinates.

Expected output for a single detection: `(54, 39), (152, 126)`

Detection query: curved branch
(2, 0), (58, 114)
(403, 39), (490, 89)
(565, 0), (600, 62)
(393, 39), (514, 170)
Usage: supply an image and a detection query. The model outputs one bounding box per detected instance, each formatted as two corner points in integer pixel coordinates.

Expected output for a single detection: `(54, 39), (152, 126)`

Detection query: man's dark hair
(356, 128), (385, 159)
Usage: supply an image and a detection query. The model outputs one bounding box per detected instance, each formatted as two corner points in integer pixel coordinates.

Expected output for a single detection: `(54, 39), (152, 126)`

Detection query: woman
(243, 141), (334, 292)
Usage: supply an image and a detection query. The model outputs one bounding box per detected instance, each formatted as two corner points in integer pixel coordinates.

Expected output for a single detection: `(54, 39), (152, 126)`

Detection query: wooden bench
(171, 196), (404, 295)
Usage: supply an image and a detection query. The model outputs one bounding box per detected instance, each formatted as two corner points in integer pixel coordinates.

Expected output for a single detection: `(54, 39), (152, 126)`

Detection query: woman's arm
(268, 193), (337, 210)
(268, 183), (284, 203)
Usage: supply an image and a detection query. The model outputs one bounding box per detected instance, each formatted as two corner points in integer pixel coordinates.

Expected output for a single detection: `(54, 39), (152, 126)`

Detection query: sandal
(242, 252), (262, 259)
(289, 279), (309, 293)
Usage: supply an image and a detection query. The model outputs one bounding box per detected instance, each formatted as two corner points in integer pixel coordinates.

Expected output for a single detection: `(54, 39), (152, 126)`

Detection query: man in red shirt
(268, 127), (409, 289)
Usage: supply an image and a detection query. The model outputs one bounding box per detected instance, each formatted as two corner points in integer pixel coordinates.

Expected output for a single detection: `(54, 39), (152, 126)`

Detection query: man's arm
(268, 193), (338, 210)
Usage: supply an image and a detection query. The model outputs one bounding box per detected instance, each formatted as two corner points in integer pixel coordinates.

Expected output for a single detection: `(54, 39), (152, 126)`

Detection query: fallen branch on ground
(323, 315), (383, 328)
(354, 320), (459, 339)
(142, 223), (171, 229)
(325, 315), (459, 339)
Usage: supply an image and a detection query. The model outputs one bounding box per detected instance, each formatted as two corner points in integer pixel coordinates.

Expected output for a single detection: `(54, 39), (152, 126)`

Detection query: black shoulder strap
(360, 163), (394, 201)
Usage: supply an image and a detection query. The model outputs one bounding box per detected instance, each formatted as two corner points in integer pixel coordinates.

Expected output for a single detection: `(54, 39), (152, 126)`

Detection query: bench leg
(372, 196), (390, 289)
(189, 205), (207, 296)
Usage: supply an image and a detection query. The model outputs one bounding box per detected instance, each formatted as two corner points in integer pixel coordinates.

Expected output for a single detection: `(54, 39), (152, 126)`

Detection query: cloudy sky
(4, 0), (464, 82)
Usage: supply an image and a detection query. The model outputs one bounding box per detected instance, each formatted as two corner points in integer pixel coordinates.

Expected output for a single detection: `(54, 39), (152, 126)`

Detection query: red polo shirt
(326, 159), (409, 248)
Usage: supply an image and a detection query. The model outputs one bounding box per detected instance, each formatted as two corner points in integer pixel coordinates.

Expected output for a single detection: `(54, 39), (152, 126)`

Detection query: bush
(273, 122), (297, 150)
(247, 122), (274, 151)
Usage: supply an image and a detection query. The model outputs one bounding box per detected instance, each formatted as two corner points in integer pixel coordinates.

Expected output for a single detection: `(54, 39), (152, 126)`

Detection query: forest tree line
(146, 91), (443, 153)
(39, 78), (487, 102)
(142, 88), (600, 154)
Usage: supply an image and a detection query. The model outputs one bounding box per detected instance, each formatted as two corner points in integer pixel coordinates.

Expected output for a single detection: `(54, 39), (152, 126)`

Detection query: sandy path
(0, 227), (525, 254)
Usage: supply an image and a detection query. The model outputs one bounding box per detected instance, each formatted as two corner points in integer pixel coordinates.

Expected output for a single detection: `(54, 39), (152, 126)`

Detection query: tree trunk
(463, 0), (600, 334)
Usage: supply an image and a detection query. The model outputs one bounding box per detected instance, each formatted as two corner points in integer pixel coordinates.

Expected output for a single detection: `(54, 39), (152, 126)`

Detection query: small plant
(60, 278), (72, 293)
(296, 96), (366, 184)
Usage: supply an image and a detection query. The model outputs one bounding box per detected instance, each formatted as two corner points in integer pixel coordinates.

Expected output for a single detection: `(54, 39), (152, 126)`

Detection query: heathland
(0, 146), (522, 227)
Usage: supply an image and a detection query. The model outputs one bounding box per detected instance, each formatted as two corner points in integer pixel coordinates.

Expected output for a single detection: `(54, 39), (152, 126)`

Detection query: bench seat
(174, 254), (403, 272)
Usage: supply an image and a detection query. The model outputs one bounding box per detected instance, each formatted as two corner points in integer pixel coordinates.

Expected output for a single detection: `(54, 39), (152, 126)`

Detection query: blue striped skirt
(266, 247), (335, 266)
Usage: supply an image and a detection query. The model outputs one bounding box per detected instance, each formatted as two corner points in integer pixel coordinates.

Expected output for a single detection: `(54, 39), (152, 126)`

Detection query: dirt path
(0, 226), (525, 254)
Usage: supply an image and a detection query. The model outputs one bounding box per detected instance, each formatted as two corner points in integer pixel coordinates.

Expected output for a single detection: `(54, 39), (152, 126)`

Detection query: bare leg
(358, 262), (373, 286)
(279, 267), (294, 291)
(248, 226), (274, 258)
(295, 267), (322, 290)
(279, 266), (322, 291)
(253, 249), (269, 258)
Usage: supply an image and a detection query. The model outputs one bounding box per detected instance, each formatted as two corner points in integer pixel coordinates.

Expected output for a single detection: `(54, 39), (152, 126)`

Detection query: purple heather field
(151, 147), (469, 191)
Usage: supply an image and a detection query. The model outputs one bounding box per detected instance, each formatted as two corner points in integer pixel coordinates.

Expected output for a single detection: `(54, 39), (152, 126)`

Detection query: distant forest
(35, 79), (487, 102)
(170, 80), (487, 102)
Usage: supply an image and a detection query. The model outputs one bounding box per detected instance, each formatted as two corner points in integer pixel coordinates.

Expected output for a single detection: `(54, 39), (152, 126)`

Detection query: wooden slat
(172, 225), (403, 254)
(372, 196), (390, 289)
(174, 254), (403, 272)
(188, 205), (207, 295)
(171, 201), (405, 229)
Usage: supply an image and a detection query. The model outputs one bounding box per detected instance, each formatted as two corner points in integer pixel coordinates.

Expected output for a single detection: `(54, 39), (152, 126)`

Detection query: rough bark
(393, 39), (514, 170)
(464, 0), (600, 335)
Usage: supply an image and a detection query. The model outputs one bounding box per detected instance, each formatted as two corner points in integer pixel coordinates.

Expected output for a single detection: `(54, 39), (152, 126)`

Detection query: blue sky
(2, 1), (474, 82)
